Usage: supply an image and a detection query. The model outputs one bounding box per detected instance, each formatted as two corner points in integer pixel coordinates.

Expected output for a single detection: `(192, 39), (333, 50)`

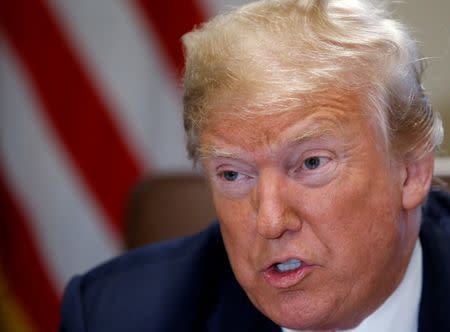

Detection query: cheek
(339, 188), (402, 284)
(213, 192), (249, 228)
(214, 195), (265, 291)
(212, 193), (255, 261)
(298, 164), (402, 267)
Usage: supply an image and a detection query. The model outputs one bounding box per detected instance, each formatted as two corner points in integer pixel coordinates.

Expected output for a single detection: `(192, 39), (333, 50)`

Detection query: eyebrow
(290, 126), (337, 145)
(198, 145), (241, 159)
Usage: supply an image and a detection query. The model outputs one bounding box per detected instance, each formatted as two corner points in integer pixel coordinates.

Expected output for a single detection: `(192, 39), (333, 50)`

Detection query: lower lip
(263, 264), (314, 289)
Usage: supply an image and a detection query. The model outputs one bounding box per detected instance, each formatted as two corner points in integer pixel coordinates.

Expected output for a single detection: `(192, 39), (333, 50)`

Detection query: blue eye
(222, 171), (239, 181)
(303, 157), (322, 170)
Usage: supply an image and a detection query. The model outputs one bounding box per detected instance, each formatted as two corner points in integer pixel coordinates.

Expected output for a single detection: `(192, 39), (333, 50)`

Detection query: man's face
(201, 93), (418, 330)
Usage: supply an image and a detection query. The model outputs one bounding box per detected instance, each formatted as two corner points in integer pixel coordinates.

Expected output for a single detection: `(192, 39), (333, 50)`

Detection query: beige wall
(392, 0), (450, 156)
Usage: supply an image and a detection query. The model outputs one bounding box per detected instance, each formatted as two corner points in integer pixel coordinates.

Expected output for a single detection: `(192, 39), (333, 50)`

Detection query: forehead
(200, 91), (375, 157)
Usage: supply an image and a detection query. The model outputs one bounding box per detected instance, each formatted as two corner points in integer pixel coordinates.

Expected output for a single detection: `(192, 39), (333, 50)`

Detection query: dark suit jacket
(60, 190), (450, 332)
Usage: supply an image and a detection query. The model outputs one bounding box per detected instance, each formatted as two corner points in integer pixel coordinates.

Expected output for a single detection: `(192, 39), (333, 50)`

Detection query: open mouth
(263, 258), (313, 288)
(274, 258), (302, 272)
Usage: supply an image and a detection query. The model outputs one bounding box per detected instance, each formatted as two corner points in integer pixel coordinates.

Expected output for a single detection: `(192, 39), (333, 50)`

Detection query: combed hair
(182, 0), (443, 162)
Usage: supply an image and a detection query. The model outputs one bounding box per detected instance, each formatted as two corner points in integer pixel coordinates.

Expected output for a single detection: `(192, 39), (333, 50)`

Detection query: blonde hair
(182, 0), (443, 162)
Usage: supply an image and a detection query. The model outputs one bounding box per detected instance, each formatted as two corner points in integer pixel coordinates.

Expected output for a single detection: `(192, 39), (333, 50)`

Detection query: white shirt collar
(282, 239), (423, 332)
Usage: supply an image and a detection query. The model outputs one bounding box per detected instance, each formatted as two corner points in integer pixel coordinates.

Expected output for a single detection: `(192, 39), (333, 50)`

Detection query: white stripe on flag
(47, 0), (192, 173)
(0, 39), (120, 291)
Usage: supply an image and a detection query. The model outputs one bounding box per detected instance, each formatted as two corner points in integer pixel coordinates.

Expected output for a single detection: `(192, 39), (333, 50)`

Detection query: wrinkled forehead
(198, 89), (382, 158)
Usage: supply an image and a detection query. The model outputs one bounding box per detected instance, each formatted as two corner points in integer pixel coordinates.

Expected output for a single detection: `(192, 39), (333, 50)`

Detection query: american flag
(0, 1), (247, 331)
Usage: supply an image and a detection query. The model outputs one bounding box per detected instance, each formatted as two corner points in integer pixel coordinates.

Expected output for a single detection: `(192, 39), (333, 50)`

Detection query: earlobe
(401, 154), (434, 210)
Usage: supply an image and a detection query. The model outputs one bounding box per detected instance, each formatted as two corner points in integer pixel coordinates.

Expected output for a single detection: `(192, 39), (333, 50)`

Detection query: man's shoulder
(83, 221), (224, 287)
(61, 222), (232, 331)
(420, 189), (450, 273)
(419, 189), (450, 331)
(421, 189), (450, 240)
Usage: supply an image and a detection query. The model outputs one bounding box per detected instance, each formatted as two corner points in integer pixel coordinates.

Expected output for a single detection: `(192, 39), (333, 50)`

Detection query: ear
(401, 153), (434, 210)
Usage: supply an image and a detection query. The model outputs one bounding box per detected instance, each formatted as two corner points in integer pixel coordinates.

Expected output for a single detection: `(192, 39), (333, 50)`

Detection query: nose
(253, 169), (302, 239)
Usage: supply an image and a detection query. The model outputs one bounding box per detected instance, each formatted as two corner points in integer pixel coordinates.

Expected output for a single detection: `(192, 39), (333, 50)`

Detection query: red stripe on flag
(0, 171), (60, 332)
(0, 0), (143, 235)
(135, 0), (207, 76)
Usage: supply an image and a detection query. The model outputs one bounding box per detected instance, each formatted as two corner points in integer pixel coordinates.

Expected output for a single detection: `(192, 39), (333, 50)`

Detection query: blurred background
(0, 1), (448, 331)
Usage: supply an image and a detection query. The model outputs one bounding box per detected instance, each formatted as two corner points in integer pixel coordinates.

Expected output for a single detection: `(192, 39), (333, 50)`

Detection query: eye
(206, 159), (256, 198)
(303, 156), (328, 170)
(214, 168), (255, 198)
(289, 152), (337, 186)
(222, 170), (240, 181)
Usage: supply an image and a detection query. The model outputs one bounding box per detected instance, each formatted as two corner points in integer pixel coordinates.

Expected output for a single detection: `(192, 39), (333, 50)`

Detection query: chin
(254, 293), (362, 331)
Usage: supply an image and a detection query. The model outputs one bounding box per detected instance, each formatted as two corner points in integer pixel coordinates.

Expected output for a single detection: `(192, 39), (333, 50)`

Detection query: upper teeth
(276, 259), (302, 272)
